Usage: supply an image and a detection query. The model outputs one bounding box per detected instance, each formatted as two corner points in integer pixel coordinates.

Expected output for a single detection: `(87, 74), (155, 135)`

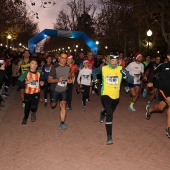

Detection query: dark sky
(25, 0), (99, 31)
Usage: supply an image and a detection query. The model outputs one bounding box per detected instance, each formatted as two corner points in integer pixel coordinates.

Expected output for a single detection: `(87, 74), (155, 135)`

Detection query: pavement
(0, 86), (170, 170)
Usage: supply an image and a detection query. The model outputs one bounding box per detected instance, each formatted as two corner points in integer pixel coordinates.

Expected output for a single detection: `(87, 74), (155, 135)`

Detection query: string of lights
(21, 0), (105, 20)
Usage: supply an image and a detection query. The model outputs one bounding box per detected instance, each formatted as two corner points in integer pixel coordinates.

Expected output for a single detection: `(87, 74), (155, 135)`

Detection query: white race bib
(28, 80), (39, 88)
(106, 76), (118, 85)
(58, 80), (67, 87)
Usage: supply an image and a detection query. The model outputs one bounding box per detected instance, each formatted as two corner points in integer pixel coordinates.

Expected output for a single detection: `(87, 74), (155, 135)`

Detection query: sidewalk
(0, 87), (170, 170)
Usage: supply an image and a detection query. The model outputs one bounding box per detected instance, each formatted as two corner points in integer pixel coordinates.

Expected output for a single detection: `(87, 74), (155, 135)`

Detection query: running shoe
(146, 101), (151, 107)
(82, 105), (86, 111)
(166, 127), (170, 138)
(100, 109), (106, 123)
(1, 93), (8, 97)
(39, 99), (44, 103)
(59, 123), (67, 130)
(67, 106), (72, 110)
(143, 89), (147, 98)
(31, 112), (36, 122)
(146, 105), (151, 120)
(44, 99), (47, 106)
(22, 119), (27, 125)
(86, 98), (91, 103)
(106, 135), (113, 145)
(76, 89), (80, 95)
(124, 86), (130, 93)
(92, 90), (95, 94)
(128, 105), (136, 111)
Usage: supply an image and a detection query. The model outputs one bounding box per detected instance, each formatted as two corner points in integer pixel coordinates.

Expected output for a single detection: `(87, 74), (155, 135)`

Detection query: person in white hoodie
(77, 60), (92, 111)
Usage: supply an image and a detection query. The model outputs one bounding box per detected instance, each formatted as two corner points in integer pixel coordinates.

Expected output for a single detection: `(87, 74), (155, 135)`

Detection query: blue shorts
(50, 90), (67, 103)
(128, 83), (141, 88)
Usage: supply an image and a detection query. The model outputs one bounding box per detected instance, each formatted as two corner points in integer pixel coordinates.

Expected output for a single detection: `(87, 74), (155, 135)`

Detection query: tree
(0, 0), (39, 47)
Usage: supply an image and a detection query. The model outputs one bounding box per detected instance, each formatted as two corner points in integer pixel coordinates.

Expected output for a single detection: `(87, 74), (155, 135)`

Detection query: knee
(157, 105), (165, 111)
(51, 104), (56, 109)
(131, 93), (136, 98)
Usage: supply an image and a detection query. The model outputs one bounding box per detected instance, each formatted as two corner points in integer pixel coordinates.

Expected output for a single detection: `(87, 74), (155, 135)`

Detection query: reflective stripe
(159, 90), (167, 100)
(106, 122), (112, 125)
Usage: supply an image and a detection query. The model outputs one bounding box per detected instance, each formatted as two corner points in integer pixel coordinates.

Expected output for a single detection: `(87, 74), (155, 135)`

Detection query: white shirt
(77, 67), (92, 86)
(126, 61), (144, 84)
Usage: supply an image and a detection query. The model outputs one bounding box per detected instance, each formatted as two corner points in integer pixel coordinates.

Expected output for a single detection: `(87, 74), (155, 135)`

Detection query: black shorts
(153, 79), (159, 89)
(19, 84), (25, 90)
(50, 90), (67, 103)
(128, 83), (141, 88)
(158, 89), (170, 101)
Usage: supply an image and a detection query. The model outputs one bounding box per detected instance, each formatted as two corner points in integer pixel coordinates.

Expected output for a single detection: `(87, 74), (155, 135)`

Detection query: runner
(17, 58), (44, 125)
(17, 50), (30, 107)
(77, 59), (92, 111)
(67, 54), (78, 110)
(146, 51), (170, 138)
(146, 55), (161, 106)
(48, 52), (71, 130)
(126, 52), (144, 111)
(42, 55), (53, 106)
(92, 52), (133, 145)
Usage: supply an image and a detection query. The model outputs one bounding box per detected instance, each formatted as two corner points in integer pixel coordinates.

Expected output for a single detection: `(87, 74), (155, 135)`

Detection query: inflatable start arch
(28, 29), (98, 55)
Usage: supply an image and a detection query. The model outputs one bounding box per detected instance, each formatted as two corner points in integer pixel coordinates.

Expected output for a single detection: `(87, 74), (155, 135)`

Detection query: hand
(94, 82), (99, 95)
(142, 76), (147, 81)
(120, 70), (127, 79)
(57, 77), (63, 82)
(27, 78), (34, 84)
(0, 63), (5, 70)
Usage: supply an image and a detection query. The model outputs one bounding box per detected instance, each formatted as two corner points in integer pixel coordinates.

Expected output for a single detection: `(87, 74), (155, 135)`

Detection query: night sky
(24, 0), (99, 31)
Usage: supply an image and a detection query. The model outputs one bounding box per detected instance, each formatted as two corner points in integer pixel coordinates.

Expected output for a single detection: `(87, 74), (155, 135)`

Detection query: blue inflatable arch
(28, 29), (98, 56)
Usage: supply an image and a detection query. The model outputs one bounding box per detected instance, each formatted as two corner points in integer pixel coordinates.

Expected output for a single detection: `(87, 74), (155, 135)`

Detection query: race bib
(45, 67), (51, 72)
(28, 80), (39, 88)
(134, 74), (140, 82)
(58, 80), (67, 87)
(106, 76), (118, 85)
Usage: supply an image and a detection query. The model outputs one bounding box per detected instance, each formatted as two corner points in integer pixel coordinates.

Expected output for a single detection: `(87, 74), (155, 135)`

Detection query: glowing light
(7, 35), (12, 39)
(147, 30), (152, 37)
(95, 41), (99, 45)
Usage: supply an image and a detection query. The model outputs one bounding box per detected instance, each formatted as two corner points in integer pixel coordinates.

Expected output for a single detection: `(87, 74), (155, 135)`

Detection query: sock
(130, 102), (134, 107)
(106, 123), (112, 137)
(61, 121), (64, 124)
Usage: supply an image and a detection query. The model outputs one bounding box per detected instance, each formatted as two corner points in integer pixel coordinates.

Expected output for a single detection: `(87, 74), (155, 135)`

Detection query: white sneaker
(125, 86), (130, 93)
(128, 105), (136, 111)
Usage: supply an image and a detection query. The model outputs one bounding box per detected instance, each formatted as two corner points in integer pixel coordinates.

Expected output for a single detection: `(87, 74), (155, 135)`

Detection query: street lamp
(19, 43), (22, 46)
(147, 29), (152, 54)
(76, 45), (78, 48)
(105, 46), (108, 49)
(95, 41), (99, 45)
(7, 35), (12, 49)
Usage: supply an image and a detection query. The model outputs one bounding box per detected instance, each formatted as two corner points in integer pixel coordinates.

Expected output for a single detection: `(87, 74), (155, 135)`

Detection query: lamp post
(147, 29), (152, 54)
(95, 41), (99, 45)
(7, 35), (12, 49)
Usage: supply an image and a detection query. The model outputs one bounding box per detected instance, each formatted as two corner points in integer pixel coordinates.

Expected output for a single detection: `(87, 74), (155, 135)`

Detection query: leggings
(81, 85), (90, 106)
(101, 95), (119, 136)
(24, 93), (40, 119)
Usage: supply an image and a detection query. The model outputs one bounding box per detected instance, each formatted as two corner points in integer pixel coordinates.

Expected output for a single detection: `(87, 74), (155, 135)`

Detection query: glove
(120, 69), (127, 79)
(94, 81), (99, 95)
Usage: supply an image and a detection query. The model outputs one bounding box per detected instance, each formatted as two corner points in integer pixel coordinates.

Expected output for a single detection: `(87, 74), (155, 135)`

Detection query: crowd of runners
(0, 48), (170, 145)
